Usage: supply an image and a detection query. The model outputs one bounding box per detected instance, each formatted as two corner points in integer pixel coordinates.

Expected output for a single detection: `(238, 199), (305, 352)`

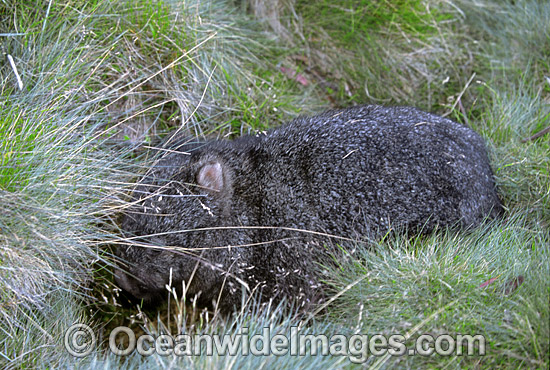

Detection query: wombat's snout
(114, 268), (140, 298)
(114, 232), (183, 304)
(114, 267), (166, 303)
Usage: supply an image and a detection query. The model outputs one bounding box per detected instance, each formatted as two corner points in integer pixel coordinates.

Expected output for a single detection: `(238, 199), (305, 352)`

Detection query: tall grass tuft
(325, 216), (549, 367)
(0, 0), (133, 366)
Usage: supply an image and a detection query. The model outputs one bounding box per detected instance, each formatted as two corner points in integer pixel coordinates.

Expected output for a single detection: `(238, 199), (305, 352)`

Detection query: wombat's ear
(197, 162), (224, 192)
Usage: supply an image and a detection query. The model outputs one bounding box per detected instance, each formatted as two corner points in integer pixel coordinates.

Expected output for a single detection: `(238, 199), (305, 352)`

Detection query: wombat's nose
(114, 268), (142, 298)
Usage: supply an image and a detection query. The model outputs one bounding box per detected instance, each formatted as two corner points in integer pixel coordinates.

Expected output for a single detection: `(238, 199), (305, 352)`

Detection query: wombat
(115, 105), (502, 311)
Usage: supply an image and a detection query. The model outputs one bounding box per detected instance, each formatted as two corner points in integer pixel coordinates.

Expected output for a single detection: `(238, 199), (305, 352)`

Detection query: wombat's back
(255, 105), (502, 238)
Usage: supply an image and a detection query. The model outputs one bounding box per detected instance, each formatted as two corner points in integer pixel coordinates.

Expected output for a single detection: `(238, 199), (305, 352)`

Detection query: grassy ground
(0, 0), (548, 368)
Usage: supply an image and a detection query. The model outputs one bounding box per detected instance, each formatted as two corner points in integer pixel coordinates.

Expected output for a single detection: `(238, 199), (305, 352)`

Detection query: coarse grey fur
(115, 105), (502, 311)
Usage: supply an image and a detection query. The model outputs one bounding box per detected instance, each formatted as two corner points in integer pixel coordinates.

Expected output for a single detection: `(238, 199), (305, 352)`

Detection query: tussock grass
(454, 0), (550, 84)
(93, 0), (323, 141)
(326, 217), (549, 367)
(0, 0), (548, 368)
(261, 0), (480, 112)
(485, 84), (550, 225)
(0, 1), (134, 366)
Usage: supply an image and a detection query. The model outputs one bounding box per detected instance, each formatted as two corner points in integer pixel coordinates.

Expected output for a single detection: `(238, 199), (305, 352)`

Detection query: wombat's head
(114, 147), (240, 306)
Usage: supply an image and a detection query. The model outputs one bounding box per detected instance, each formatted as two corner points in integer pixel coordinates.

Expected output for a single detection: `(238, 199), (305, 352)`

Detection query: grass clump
(326, 218), (548, 368)
(262, 0), (477, 111)
(0, 1), (132, 366)
(93, 0), (322, 142)
(454, 0), (550, 86)
(0, 0), (548, 368)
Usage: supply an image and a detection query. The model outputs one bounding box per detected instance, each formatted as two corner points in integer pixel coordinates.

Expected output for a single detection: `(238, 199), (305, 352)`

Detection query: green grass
(0, 0), (548, 368)
(280, 0), (476, 111)
(325, 218), (548, 367)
